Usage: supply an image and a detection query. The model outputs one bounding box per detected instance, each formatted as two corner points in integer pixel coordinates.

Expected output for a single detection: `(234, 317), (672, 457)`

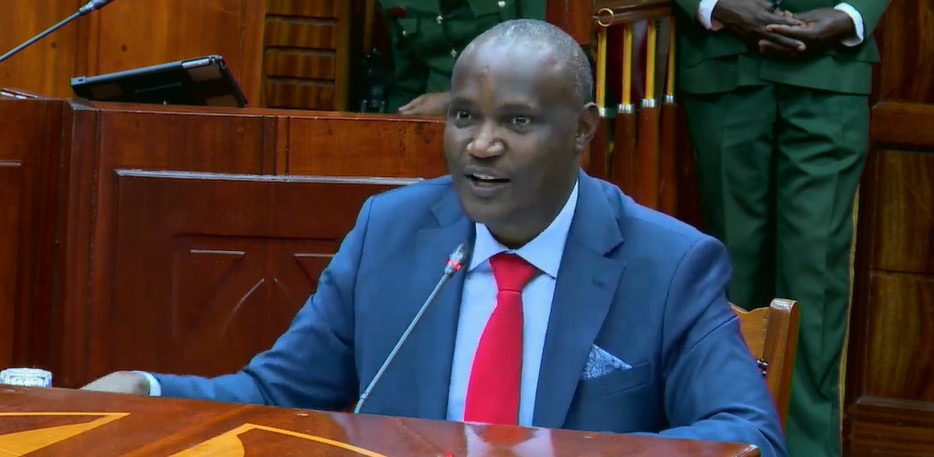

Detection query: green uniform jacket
(673, 0), (889, 94)
(378, 0), (546, 110)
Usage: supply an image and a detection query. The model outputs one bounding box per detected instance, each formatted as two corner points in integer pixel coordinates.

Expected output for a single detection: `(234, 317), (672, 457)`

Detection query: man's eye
(511, 116), (531, 127)
(455, 110), (472, 120)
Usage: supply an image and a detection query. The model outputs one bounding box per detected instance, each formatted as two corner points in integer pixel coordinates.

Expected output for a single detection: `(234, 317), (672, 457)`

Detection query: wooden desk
(0, 387), (759, 457)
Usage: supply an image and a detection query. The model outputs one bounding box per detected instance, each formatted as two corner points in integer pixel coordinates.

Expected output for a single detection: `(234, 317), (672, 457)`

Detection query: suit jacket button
(436, 15), (444, 24)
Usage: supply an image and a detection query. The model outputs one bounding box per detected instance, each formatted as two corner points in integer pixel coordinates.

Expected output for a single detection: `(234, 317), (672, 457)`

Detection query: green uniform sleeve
(843, 0), (890, 36)
(517, 0), (546, 19)
(673, 0), (703, 19)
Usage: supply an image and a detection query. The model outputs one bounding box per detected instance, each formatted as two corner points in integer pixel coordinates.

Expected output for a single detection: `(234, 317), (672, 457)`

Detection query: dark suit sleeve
(654, 238), (787, 457)
(845, 0), (890, 36)
(153, 198), (375, 409)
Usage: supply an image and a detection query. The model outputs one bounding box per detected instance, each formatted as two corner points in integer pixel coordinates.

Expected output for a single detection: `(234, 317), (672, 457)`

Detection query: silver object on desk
(0, 368), (52, 387)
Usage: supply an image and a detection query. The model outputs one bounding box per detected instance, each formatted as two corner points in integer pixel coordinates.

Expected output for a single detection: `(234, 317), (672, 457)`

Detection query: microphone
(0, 0), (117, 65)
(353, 243), (470, 414)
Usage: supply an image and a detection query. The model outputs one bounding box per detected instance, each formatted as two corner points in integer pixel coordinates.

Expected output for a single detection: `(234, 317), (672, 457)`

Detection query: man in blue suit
(83, 19), (785, 457)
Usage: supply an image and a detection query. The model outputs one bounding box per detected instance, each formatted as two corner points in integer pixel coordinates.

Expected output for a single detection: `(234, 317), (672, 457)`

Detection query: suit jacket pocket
(579, 361), (652, 397)
(566, 362), (663, 433)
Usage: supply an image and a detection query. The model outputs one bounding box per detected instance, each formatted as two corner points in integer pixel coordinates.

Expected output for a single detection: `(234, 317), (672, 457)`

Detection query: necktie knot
(489, 253), (539, 293)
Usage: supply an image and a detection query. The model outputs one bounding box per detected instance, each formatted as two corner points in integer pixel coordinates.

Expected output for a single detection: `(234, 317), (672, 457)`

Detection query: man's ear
(574, 102), (600, 153)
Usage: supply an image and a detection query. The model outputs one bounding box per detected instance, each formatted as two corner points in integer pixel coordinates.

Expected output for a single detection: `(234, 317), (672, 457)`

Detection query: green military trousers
(683, 83), (869, 457)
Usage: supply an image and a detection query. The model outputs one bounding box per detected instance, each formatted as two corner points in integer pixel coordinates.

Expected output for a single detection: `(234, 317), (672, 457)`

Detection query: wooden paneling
(286, 116), (446, 177)
(547, 0), (594, 45)
(873, 0), (934, 105)
(0, 1), (82, 98)
(871, 103), (934, 150)
(864, 273), (934, 401)
(263, 0), (352, 111)
(844, 2), (934, 453)
(0, 163), (22, 368)
(847, 398), (934, 457)
(871, 148), (934, 275)
(0, 99), (449, 387)
(73, 172), (409, 382)
(0, 1), (265, 105)
(93, 108), (271, 173)
(85, 0), (264, 105)
(0, 96), (64, 372)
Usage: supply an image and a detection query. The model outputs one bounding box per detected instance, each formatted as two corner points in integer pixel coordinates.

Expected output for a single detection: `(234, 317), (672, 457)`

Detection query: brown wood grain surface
(843, 0), (934, 454)
(0, 96), (64, 372)
(0, 387), (760, 457)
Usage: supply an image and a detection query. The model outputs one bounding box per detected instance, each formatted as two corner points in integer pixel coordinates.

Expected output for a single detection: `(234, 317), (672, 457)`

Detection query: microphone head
(444, 243), (470, 276)
(79, 0), (115, 15)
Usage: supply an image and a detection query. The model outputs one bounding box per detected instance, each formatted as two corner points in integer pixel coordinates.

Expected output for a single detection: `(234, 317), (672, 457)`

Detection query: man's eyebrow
(496, 102), (539, 112)
(448, 96), (474, 106)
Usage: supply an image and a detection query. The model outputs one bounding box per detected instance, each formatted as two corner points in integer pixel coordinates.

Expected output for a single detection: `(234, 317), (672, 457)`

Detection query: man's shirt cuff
(134, 371), (162, 396)
(835, 3), (865, 46)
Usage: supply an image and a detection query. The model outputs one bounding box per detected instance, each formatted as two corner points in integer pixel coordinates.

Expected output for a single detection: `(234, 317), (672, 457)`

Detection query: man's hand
(397, 92), (451, 116)
(81, 371), (150, 395)
(712, 0), (806, 53)
(761, 8), (856, 54)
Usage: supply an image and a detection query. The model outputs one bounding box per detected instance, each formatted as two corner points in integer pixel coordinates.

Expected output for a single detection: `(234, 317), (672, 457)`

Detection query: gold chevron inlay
(171, 423), (388, 457)
(0, 413), (128, 456)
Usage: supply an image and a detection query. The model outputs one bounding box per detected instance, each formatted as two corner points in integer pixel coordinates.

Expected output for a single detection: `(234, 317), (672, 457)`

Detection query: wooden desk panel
(0, 387), (760, 457)
(0, 95), (64, 370)
(67, 172), (414, 386)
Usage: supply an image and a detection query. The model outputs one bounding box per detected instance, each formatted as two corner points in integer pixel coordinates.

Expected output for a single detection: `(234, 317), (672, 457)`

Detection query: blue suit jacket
(155, 172), (786, 457)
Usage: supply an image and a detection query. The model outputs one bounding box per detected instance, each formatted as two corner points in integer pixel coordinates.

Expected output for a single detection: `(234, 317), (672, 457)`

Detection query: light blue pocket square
(581, 345), (632, 380)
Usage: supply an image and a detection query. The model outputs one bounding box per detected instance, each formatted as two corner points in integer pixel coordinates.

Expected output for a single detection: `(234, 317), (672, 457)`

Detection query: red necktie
(464, 253), (540, 425)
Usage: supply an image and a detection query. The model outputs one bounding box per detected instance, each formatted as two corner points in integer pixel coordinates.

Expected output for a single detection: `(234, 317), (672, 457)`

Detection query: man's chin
(458, 197), (506, 227)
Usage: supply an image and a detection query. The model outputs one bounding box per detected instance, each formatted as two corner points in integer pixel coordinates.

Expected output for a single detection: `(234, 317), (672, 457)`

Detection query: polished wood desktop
(0, 387), (759, 457)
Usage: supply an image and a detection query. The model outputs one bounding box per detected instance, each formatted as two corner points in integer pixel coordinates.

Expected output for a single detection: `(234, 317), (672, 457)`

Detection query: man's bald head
(455, 19), (594, 108)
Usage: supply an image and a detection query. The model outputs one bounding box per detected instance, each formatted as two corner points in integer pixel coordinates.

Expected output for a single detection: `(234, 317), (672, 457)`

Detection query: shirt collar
(469, 181), (579, 278)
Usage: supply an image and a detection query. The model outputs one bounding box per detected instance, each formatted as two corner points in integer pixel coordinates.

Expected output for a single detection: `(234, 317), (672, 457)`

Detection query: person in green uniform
(671, 0), (889, 456)
(379, 0), (545, 115)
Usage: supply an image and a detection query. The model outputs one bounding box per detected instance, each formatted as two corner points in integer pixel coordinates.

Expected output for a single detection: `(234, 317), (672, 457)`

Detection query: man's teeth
(473, 174), (497, 180)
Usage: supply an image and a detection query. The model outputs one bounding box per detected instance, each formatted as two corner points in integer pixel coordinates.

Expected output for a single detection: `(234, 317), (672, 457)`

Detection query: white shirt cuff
(134, 371), (162, 396)
(835, 3), (865, 46)
(698, 0), (724, 31)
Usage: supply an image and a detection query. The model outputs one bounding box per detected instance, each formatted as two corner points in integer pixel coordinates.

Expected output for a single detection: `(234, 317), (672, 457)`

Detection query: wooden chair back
(731, 299), (800, 426)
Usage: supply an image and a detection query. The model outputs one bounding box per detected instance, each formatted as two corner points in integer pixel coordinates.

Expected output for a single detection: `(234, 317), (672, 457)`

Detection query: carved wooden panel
(286, 116), (447, 177)
(263, 0), (352, 110)
(75, 171), (411, 385)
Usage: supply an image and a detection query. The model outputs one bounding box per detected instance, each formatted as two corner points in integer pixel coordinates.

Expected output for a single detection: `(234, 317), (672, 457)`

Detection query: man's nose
(466, 122), (504, 158)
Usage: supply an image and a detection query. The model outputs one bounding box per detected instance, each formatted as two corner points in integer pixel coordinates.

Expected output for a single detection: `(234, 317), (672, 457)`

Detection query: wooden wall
(263, 0), (353, 110)
(0, 95), (63, 372)
(843, 0), (934, 455)
(0, 96), (448, 387)
(0, 1), (359, 111)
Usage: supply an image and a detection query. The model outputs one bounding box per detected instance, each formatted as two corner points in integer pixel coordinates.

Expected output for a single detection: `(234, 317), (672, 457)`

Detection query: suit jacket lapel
(409, 189), (474, 420)
(533, 173), (626, 428)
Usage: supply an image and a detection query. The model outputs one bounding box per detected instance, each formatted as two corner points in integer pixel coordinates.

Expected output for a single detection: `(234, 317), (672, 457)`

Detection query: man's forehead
(452, 41), (570, 99)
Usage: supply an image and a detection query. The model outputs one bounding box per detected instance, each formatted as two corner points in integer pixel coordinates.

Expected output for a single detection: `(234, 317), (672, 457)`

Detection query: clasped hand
(713, 0), (857, 57)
